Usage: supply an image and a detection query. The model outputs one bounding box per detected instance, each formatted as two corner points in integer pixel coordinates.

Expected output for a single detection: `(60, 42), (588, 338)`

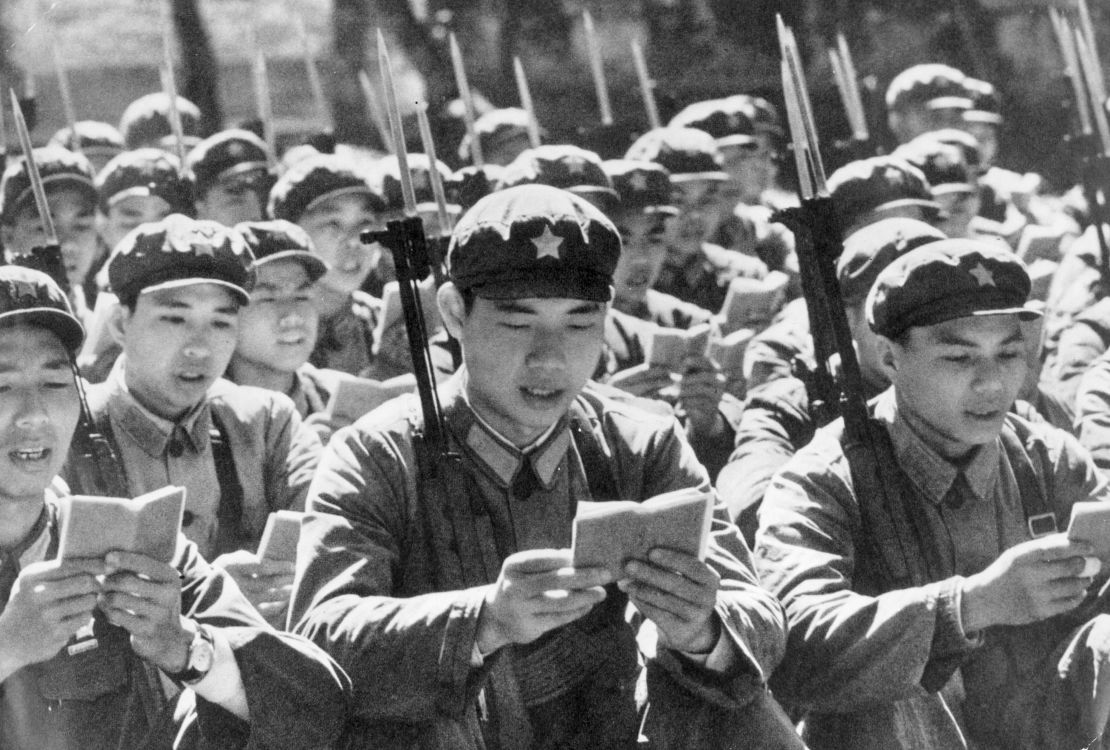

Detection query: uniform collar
(105, 357), (213, 458)
(442, 370), (572, 490)
(878, 389), (1000, 504)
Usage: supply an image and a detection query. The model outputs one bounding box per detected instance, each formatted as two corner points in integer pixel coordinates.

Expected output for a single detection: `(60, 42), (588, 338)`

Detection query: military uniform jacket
(755, 390), (1109, 749)
(68, 359), (322, 560)
(289, 371), (787, 749)
(0, 491), (350, 750)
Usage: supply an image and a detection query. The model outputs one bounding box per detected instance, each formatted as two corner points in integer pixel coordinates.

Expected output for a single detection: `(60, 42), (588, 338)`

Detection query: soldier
(496, 144), (619, 213)
(756, 238), (1110, 749)
(884, 64), (971, 145)
(65, 215), (322, 627)
(626, 126), (768, 313)
(826, 155), (942, 238)
(895, 135), (982, 239)
(48, 120), (126, 173)
(96, 148), (196, 257)
(186, 129), (275, 228)
(459, 107), (537, 167)
(225, 219), (338, 419)
(719, 218), (946, 539)
(668, 97), (797, 280)
(290, 185), (792, 748)
(268, 153), (388, 376)
(0, 146), (99, 314)
(0, 266), (349, 749)
(118, 91), (203, 152)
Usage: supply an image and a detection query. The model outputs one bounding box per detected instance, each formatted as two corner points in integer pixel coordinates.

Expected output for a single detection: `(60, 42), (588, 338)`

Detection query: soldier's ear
(438, 282), (466, 339)
(877, 335), (900, 379)
(107, 299), (132, 346)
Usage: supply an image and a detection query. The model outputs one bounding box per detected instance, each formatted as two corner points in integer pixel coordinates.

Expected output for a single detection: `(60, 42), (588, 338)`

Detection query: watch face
(191, 630), (215, 675)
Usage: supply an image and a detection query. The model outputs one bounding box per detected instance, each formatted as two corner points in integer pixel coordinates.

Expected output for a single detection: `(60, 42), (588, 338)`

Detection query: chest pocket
(32, 619), (131, 702)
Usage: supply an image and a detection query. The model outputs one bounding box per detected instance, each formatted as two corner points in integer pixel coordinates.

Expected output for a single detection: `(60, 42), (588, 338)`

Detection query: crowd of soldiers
(4, 12), (1110, 749)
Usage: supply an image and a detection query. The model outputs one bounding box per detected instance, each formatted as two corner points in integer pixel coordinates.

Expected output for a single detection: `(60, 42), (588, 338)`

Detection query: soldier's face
(611, 209), (672, 307)
(196, 179), (264, 227)
(298, 194), (383, 296)
(231, 260), (318, 380)
(719, 142), (775, 204)
(115, 283), (241, 421)
(935, 190), (981, 239)
(444, 288), (607, 446)
(100, 195), (173, 254)
(0, 325), (80, 504)
(2, 188), (99, 288)
(669, 179), (726, 249)
(880, 314), (1027, 460)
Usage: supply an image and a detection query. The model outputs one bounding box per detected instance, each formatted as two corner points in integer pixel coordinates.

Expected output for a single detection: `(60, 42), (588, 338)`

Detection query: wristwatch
(165, 622), (216, 685)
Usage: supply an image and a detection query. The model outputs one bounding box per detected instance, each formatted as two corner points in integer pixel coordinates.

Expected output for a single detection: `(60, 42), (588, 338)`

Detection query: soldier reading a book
(0, 266), (349, 749)
(290, 185), (794, 749)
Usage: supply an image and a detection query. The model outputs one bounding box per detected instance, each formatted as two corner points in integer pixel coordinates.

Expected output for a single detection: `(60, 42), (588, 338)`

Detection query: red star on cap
(969, 262), (995, 287)
(628, 172), (649, 191)
(531, 225), (563, 260)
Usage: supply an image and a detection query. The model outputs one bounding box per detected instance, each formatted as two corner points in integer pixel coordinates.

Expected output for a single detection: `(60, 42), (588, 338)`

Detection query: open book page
(58, 485), (185, 564)
(571, 487), (715, 578)
(257, 510), (304, 562)
(326, 375), (413, 423)
(646, 323), (712, 372)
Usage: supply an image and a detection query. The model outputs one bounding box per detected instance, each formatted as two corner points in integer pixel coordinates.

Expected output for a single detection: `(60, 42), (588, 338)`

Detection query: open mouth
(11, 446), (49, 463)
(520, 386), (563, 406)
(177, 372), (208, 385)
(277, 333), (307, 345)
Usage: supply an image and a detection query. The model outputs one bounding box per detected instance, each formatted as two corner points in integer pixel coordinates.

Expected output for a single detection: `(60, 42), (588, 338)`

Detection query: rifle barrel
(9, 89), (57, 246)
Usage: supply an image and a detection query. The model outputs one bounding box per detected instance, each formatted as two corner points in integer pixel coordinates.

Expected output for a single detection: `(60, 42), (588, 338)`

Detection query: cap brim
(716, 135), (759, 148)
(926, 96), (974, 111)
(303, 185), (377, 216)
(253, 250), (329, 283)
(931, 183), (976, 196)
(470, 269), (612, 302)
(669, 172), (730, 183)
(0, 309), (84, 353)
(140, 277), (250, 305)
(871, 197), (942, 214)
(963, 111), (1003, 125)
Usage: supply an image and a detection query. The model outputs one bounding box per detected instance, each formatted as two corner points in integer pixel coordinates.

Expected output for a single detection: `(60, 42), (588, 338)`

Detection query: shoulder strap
(568, 399), (619, 501)
(999, 418), (1057, 537)
(208, 410), (249, 556)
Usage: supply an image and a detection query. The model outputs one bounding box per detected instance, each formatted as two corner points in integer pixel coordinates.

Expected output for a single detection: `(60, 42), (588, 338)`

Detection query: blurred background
(0, 0), (1103, 185)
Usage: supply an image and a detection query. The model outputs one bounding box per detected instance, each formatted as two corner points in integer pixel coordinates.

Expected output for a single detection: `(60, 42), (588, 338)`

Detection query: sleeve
(753, 435), (979, 712)
(615, 408), (788, 708)
(173, 539), (351, 750)
(1074, 354), (1110, 472)
(717, 378), (815, 532)
(287, 417), (492, 724)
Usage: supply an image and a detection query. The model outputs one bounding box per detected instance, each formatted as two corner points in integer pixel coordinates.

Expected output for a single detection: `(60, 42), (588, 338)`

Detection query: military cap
(0, 265), (84, 353)
(108, 214), (255, 305)
(96, 148), (194, 216)
(963, 78), (1003, 125)
(268, 153), (385, 224)
(602, 159), (678, 214)
(185, 129), (273, 197)
(837, 217), (947, 305)
(496, 145), (618, 202)
(119, 92), (203, 150)
(885, 64), (970, 112)
(447, 184), (621, 301)
(624, 127), (728, 182)
(453, 164), (503, 211)
(376, 153), (461, 214)
(827, 156), (940, 231)
(905, 128), (982, 173)
(48, 121), (126, 161)
(668, 99), (758, 147)
(728, 94), (784, 137)
(459, 108), (538, 164)
(895, 139), (975, 195)
(235, 219), (327, 282)
(867, 237), (1040, 338)
(0, 145), (97, 226)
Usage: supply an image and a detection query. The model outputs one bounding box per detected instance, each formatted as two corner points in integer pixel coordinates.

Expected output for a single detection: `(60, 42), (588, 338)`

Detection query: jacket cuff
(921, 577), (981, 692)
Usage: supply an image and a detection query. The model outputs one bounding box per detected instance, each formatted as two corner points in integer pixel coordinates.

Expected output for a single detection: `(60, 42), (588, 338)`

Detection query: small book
(717, 270), (790, 335)
(708, 327), (755, 374)
(646, 323), (712, 372)
(58, 486), (185, 564)
(572, 487), (715, 578)
(374, 279), (440, 349)
(256, 510), (304, 562)
(326, 375), (412, 423)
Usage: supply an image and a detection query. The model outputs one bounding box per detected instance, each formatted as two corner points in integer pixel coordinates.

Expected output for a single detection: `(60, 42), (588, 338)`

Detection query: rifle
(366, 33), (499, 591)
(770, 19), (920, 588)
(1050, 6), (1110, 294)
(7, 91), (128, 498)
(826, 31), (875, 168)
